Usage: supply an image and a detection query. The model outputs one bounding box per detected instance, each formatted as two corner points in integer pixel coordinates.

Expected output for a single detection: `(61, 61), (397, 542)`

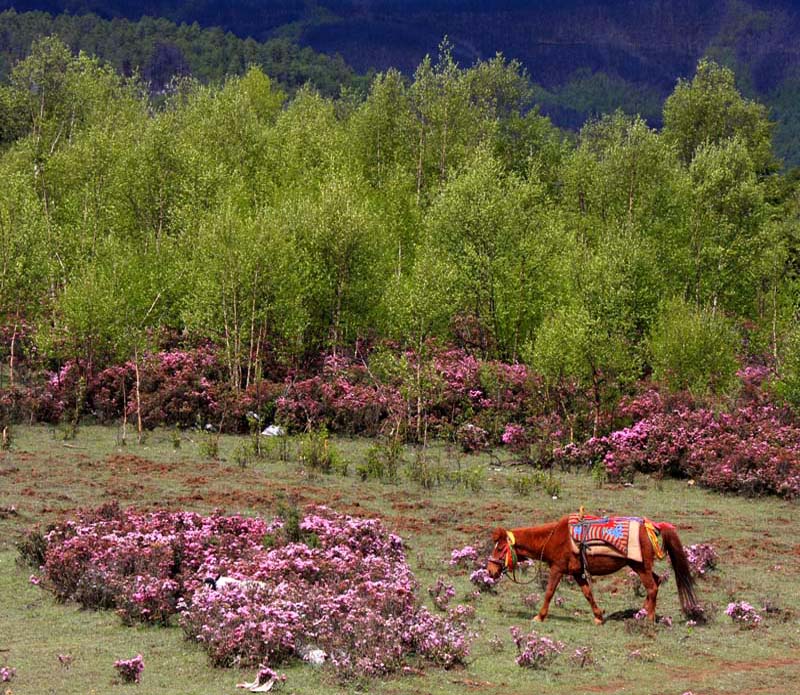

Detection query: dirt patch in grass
(581, 683), (627, 694)
(670, 656), (800, 685)
(390, 515), (430, 533)
(106, 453), (178, 474)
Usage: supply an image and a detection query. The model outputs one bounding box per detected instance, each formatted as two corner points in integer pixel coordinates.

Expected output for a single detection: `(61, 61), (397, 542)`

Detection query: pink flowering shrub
(0, 666), (16, 682)
(469, 568), (497, 592)
(277, 354), (402, 435)
(276, 347), (546, 444)
(114, 654), (144, 683)
(40, 502), (272, 621)
(509, 626), (564, 669)
(32, 504), (475, 681)
(685, 543), (718, 577)
(448, 545), (479, 568)
(556, 386), (800, 497)
(456, 424), (489, 453)
(726, 601), (763, 628)
(428, 577), (456, 610)
(36, 347), (225, 429)
(0, 334), (584, 447)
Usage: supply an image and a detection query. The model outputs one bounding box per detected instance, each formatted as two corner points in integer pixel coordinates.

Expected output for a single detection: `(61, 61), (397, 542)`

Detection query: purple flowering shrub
(276, 354), (402, 435)
(555, 386), (800, 497)
(456, 424), (490, 453)
(3, 345), (285, 433)
(180, 586), (302, 667)
(428, 577), (456, 610)
(34, 348), (226, 429)
(685, 543), (718, 577)
(277, 348), (545, 444)
(448, 545), (480, 569)
(32, 504), (476, 680)
(509, 626), (565, 669)
(0, 666), (16, 682)
(1, 334), (587, 449)
(726, 601), (763, 628)
(114, 654), (144, 684)
(469, 568), (497, 592)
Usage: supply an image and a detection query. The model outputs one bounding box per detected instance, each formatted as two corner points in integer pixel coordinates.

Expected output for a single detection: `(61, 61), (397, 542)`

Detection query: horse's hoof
(533, 615), (544, 623)
(594, 616), (605, 625)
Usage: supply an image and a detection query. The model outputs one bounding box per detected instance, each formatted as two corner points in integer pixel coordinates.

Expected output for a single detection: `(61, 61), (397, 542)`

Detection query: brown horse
(486, 515), (698, 624)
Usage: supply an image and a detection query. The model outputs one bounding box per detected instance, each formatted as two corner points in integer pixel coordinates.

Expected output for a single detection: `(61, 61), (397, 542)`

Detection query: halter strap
(505, 530), (517, 569)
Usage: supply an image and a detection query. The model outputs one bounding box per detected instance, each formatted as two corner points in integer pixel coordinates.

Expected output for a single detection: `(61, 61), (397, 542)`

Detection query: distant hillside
(0, 8), (367, 96)
(4, 0), (800, 164)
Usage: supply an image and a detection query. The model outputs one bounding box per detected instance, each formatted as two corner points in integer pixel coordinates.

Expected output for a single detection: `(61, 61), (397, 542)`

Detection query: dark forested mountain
(0, 9), (367, 95)
(4, 0), (800, 163)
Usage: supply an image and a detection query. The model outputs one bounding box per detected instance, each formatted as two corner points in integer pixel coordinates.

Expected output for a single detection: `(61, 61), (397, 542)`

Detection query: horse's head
(486, 526), (514, 579)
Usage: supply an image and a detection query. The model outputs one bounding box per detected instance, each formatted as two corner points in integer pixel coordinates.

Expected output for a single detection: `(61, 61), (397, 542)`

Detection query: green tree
(424, 145), (545, 357)
(182, 196), (301, 389)
(349, 68), (415, 187)
(0, 168), (47, 386)
(662, 58), (775, 173)
(773, 324), (800, 412)
(531, 302), (634, 440)
(687, 136), (768, 314)
(648, 296), (739, 396)
(283, 170), (389, 353)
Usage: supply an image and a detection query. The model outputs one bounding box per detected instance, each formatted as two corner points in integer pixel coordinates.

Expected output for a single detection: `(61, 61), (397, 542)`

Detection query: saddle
(567, 513), (664, 565)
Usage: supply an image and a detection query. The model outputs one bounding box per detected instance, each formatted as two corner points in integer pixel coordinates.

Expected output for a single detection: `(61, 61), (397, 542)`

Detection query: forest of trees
(0, 9), (367, 95)
(1, 34), (800, 424)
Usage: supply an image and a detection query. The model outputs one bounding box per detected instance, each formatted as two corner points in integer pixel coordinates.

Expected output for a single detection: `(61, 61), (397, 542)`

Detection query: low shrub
(114, 654), (144, 684)
(726, 601), (763, 629)
(29, 505), (476, 681)
(685, 543), (718, 577)
(555, 387), (800, 498)
(510, 626), (564, 669)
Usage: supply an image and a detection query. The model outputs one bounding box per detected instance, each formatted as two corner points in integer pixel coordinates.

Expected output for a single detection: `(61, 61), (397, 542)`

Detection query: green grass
(1, 424), (799, 694)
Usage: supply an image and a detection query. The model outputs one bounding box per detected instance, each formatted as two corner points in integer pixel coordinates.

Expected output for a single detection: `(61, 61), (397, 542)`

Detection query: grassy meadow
(0, 425), (798, 695)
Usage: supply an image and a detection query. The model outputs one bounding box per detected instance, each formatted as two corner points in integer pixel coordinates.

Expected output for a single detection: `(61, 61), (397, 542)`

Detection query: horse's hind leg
(575, 575), (605, 625)
(534, 567), (563, 622)
(635, 567), (659, 622)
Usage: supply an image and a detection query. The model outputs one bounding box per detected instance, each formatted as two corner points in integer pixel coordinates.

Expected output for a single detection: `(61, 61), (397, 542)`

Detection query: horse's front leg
(575, 574), (604, 625)
(533, 566), (563, 622)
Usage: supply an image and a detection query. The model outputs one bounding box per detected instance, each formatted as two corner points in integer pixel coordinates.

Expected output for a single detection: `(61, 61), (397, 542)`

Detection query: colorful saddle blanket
(568, 514), (664, 562)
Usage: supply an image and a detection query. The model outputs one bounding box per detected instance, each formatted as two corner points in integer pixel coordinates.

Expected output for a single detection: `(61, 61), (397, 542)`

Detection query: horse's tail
(658, 523), (698, 616)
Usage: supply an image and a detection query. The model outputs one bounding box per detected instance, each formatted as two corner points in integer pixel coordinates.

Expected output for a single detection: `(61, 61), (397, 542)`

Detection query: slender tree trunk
(440, 118), (448, 181)
(121, 375), (128, 445)
(245, 272), (258, 390)
(772, 282), (779, 363)
(232, 286), (241, 392)
(134, 346), (143, 445)
(8, 322), (17, 388)
(416, 129), (425, 203)
(592, 372), (602, 439)
(416, 333), (424, 443)
(221, 281), (239, 391)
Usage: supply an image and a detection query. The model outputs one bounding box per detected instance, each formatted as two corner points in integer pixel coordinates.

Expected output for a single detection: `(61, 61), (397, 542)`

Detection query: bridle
(487, 531), (538, 585)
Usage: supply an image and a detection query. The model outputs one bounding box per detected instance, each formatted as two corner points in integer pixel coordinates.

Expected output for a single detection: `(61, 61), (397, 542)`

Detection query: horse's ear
(491, 527), (506, 543)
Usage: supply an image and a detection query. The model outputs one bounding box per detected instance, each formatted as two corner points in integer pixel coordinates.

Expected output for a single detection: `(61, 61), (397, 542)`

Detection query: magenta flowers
(33, 503), (476, 680)
(726, 601), (763, 628)
(114, 654), (144, 684)
(509, 626), (564, 669)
